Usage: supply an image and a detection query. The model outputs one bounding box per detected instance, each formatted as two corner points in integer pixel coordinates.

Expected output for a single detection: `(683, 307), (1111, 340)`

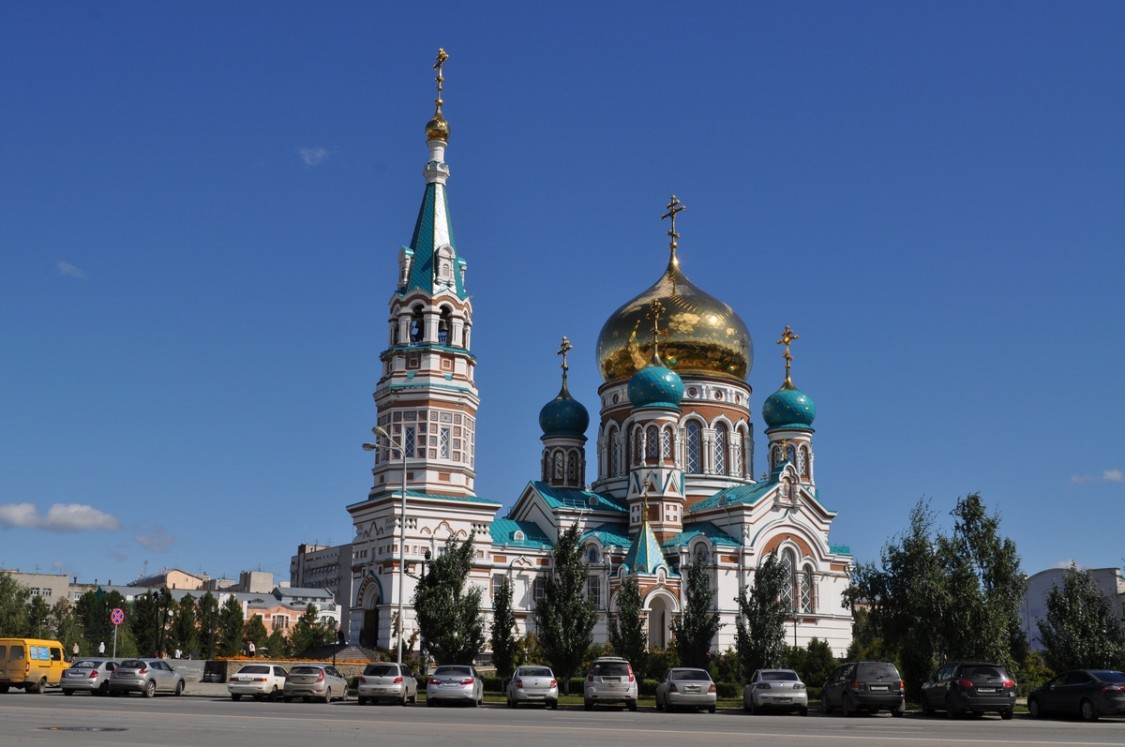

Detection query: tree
(0, 572), (30, 635)
(75, 589), (126, 653)
(265, 630), (291, 659)
(785, 637), (836, 690)
(129, 591), (161, 657)
(490, 575), (517, 682)
(289, 604), (334, 656)
(735, 552), (789, 680)
(534, 524), (595, 694)
(672, 561), (723, 668)
(197, 592), (220, 659)
(1038, 565), (1125, 672)
(27, 595), (51, 638)
(414, 536), (485, 665)
(608, 575), (647, 674)
(217, 596), (246, 657)
(171, 595), (198, 656)
(51, 598), (85, 655)
(244, 614), (269, 653)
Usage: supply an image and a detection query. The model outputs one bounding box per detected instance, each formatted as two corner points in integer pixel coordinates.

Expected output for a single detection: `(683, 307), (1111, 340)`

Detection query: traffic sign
(110, 607), (125, 626)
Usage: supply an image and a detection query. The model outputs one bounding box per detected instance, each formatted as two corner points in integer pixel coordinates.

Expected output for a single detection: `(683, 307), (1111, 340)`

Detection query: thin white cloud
(57, 261), (86, 279)
(0, 502), (119, 532)
(297, 146), (332, 167)
(1071, 468), (1124, 485)
(134, 524), (175, 553)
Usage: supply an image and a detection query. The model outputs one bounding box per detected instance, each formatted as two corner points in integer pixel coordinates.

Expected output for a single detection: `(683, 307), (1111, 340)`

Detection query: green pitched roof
(400, 182), (468, 300)
(580, 523), (631, 547)
(531, 482), (627, 514)
(622, 518), (668, 575)
(491, 518), (553, 551)
(661, 522), (742, 550)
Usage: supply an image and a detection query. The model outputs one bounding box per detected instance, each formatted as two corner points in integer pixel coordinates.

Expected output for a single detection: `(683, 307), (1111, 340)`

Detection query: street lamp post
(363, 426), (409, 665)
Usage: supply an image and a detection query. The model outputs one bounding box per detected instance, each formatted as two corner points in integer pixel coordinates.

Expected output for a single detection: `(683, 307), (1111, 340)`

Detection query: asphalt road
(2, 693), (1123, 747)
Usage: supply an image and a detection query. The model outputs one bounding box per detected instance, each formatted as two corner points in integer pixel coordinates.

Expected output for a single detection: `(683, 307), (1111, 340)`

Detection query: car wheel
(891, 704), (905, 718)
(549, 700), (558, 710)
(174, 681), (183, 697)
(1027, 697), (1041, 718)
(269, 687), (280, 702)
(799, 706), (808, 716)
(945, 695), (958, 719)
(655, 696), (663, 712)
(63, 689), (74, 696)
(427, 698), (435, 707)
(710, 705), (718, 714)
(841, 695), (853, 718)
(0, 685), (8, 694)
(144, 680), (156, 698)
(745, 698), (754, 714)
(627, 700), (637, 712)
(29, 678), (46, 695)
(401, 693), (408, 707)
(1000, 708), (1013, 720)
(283, 696), (293, 703)
(321, 694), (331, 704)
(584, 699), (593, 711)
(303, 696), (312, 703)
(231, 694), (241, 702)
(1080, 699), (1099, 722)
(822, 695), (832, 715)
(922, 697), (934, 717)
(97, 681), (109, 696)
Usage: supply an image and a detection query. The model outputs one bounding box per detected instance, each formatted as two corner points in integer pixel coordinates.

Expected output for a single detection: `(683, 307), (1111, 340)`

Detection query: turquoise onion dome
(762, 385), (816, 430)
(628, 360), (684, 410)
(539, 382), (589, 438)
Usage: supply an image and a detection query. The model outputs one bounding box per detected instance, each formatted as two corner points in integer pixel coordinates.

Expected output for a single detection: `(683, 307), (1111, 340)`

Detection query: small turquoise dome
(628, 363), (684, 409)
(539, 389), (589, 437)
(762, 386), (816, 430)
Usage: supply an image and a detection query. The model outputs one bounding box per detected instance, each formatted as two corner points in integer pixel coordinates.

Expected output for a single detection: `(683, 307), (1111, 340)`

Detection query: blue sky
(2, 2), (1123, 587)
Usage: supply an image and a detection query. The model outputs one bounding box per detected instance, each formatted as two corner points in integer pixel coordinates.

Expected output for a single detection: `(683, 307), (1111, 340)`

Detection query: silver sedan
(505, 665), (558, 709)
(357, 662), (417, 705)
(61, 659), (118, 696)
(655, 667), (717, 713)
(108, 659), (185, 697)
(743, 668), (809, 715)
(426, 665), (483, 707)
(283, 664), (348, 704)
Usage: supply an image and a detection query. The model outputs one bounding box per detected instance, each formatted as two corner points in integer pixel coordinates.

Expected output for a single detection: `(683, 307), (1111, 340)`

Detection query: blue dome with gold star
(539, 389), (589, 438)
(628, 362), (684, 410)
(762, 386), (816, 430)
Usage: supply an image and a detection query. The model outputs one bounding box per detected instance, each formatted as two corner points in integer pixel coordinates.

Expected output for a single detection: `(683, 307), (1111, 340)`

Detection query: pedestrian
(175, 647), (181, 659)
(248, 640), (256, 657)
(72, 642), (79, 658)
(98, 641), (105, 655)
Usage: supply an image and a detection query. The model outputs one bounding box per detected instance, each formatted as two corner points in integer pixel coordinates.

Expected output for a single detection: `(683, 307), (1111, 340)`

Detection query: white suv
(583, 656), (638, 711)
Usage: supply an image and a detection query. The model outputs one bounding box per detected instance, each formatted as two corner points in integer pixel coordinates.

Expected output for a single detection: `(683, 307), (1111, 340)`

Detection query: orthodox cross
(433, 48), (449, 115)
(777, 325), (798, 389)
(661, 194), (685, 262)
(649, 299), (665, 361)
(557, 336), (572, 384)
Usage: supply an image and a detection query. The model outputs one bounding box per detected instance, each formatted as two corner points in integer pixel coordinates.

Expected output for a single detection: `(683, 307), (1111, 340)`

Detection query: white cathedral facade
(346, 53), (854, 658)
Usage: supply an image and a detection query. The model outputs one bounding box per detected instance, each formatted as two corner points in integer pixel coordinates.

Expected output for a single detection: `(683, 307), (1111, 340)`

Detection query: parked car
(920, 662), (1016, 719)
(505, 665), (558, 709)
(61, 659), (118, 696)
(1028, 669), (1125, 722)
(108, 658), (185, 697)
(283, 664), (348, 703)
(583, 656), (638, 711)
(426, 665), (483, 707)
(357, 662), (417, 705)
(743, 669), (808, 715)
(656, 667), (717, 713)
(822, 660), (905, 717)
(228, 663), (288, 701)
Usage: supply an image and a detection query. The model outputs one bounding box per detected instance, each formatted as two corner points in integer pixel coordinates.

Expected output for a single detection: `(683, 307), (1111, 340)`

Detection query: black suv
(920, 662), (1016, 719)
(822, 661), (905, 717)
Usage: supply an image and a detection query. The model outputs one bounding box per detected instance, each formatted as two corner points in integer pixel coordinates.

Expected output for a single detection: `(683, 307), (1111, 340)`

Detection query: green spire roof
(400, 181), (468, 299)
(622, 512), (668, 575)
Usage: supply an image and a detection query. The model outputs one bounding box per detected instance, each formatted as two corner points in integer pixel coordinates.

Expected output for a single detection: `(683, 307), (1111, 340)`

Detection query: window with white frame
(586, 575), (602, 609)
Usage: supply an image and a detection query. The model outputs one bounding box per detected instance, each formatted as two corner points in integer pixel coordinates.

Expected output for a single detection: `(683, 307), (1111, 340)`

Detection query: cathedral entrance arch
(645, 590), (677, 650)
(356, 573), (384, 649)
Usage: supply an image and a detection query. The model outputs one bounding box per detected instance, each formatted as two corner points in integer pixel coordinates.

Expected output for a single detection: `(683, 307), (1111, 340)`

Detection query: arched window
(586, 545), (600, 564)
(645, 425), (659, 464)
(541, 454), (550, 482)
(661, 426), (673, 461)
(714, 423), (728, 475)
(438, 307), (451, 346)
(633, 427), (644, 466)
(800, 564), (814, 612)
(685, 421), (701, 473)
(798, 445), (810, 477)
(409, 306), (424, 344)
(607, 426), (620, 477)
(779, 549), (796, 612)
(567, 451), (580, 484)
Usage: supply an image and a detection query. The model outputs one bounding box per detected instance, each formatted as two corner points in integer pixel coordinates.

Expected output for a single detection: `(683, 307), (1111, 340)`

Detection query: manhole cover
(40, 727), (128, 732)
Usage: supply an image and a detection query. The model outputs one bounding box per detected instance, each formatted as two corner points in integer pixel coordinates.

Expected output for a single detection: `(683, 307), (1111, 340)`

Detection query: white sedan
(228, 664), (288, 701)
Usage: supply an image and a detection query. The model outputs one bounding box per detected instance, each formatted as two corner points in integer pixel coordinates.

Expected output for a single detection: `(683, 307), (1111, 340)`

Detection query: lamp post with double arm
(363, 426), (409, 665)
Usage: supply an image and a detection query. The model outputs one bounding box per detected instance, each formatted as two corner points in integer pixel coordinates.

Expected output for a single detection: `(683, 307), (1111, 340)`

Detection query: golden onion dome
(596, 255), (753, 382)
(425, 112), (449, 142)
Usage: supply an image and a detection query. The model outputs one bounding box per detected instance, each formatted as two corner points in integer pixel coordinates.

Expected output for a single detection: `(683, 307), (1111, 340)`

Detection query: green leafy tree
(171, 595), (198, 656)
(244, 614), (269, 653)
(265, 630), (291, 659)
(672, 561), (723, 668)
(844, 607), (890, 662)
(608, 575), (647, 674)
(490, 575), (518, 681)
(197, 592), (220, 659)
(534, 524), (595, 694)
(785, 637), (837, 690)
(51, 599), (86, 655)
(217, 596), (246, 657)
(289, 604), (334, 657)
(76, 589), (126, 654)
(27, 595), (51, 638)
(0, 572), (31, 635)
(735, 552), (789, 679)
(129, 591), (161, 657)
(414, 536), (485, 665)
(1038, 565), (1125, 672)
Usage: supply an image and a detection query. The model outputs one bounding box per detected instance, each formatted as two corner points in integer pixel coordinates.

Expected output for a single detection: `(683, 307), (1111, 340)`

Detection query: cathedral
(346, 51), (854, 657)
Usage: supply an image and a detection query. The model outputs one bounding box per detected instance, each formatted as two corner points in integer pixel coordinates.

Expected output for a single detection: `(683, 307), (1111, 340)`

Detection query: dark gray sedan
(1029, 669), (1125, 721)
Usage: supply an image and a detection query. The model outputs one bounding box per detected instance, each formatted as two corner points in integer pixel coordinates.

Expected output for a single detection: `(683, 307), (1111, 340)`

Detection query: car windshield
(519, 667), (552, 677)
(762, 670), (798, 681)
(365, 664), (398, 676)
(238, 665), (270, 674)
(672, 669), (712, 681)
(593, 662), (630, 677)
(290, 666), (323, 675)
(858, 662), (899, 679)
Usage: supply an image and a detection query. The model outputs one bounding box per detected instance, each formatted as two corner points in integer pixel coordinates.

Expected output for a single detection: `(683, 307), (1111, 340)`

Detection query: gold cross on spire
(777, 325), (798, 389)
(433, 48), (449, 115)
(557, 336), (572, 381)
(649, 299), (665, 362)
(661, 195), (685, 267)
